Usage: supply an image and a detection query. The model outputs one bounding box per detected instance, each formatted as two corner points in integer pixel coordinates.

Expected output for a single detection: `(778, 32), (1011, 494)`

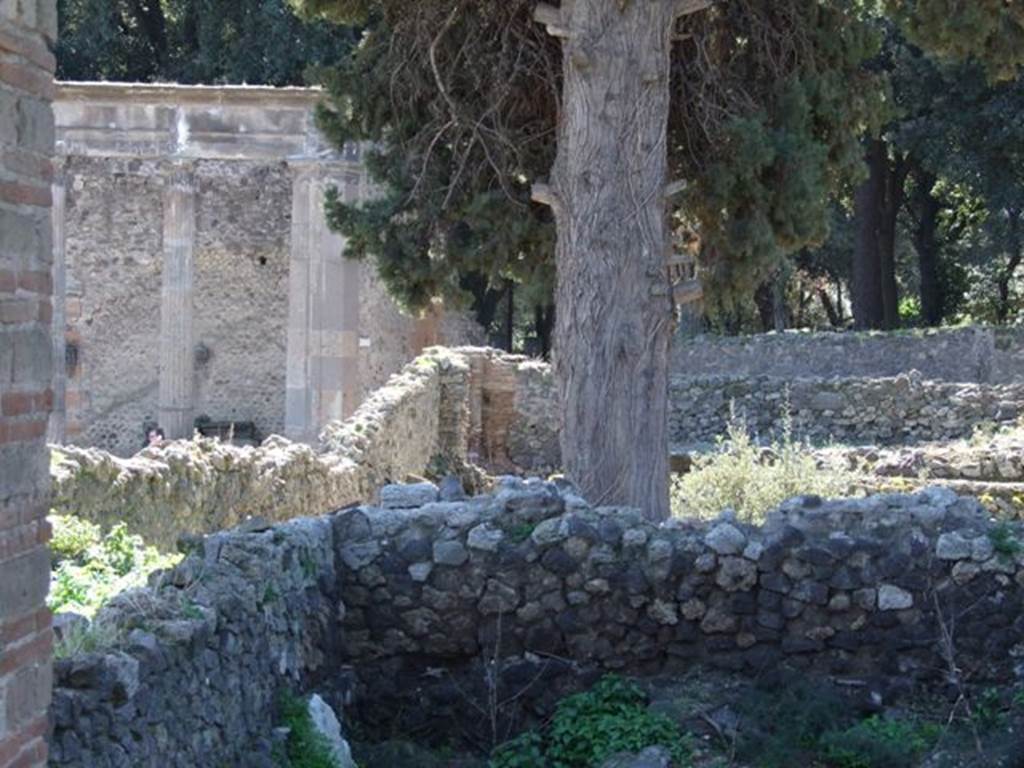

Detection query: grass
(671, 410), (859, 523)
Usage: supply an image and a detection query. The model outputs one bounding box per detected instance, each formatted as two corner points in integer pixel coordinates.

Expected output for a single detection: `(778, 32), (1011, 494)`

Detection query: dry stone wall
(670, 374), (1024, 449)
(49, 480), (1024, 765)
(51, 348), (558, 548)
(674, 326), (1024, 384)
(50, 515), (342, 768)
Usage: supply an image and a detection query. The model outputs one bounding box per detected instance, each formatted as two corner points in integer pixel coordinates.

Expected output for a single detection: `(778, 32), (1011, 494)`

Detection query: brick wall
(0, 2), (56, 767)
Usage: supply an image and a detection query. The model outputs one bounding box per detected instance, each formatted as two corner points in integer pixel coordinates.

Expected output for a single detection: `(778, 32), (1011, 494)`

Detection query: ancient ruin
(50, 81), (482, 455)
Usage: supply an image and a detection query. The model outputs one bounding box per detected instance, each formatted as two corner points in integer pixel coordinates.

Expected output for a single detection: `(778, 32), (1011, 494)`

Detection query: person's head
(147, 426), (166, 447)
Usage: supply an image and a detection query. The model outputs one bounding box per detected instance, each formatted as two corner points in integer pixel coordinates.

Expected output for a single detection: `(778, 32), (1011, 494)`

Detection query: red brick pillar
(0, 2), (57, 767)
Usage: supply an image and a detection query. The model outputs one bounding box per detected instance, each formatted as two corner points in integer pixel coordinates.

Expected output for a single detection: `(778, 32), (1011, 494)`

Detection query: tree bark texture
(547, 0), (678, 520)
(853, 139), (906, 330)
(853, 140), (886, 329)
(913, 170), (943, 326)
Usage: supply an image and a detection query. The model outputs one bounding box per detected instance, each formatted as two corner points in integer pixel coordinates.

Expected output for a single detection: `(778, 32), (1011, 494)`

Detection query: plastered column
(158, 167), (196, 439)
(47, 167), (66, 443)
(285, 165), (361, 442)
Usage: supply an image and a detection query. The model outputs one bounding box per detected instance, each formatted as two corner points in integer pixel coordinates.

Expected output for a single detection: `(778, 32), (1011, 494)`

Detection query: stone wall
(674, 326), (1024, 384)
(0, 3), (57, 767)
(50, 515), (342, 767)
(51, 348), (559, 549)
(49, 480), (1024, 765)
(669, 374), (1024, 449)
(53, 82), (482, 456)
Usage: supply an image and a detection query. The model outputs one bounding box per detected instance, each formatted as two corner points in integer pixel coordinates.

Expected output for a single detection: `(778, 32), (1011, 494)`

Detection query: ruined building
(49, 81), (481, 455)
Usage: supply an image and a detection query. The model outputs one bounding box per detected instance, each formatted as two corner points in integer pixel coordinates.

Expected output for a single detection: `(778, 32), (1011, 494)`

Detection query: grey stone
(438, 475), (466, 501)
(715, 557), (758, 592)
(705, 523), (746, 555)
(407, 562), (433, 582)
(432, 541), (469, 566)
(380, 482), (440, 509)
(936, 532), (971, 560)
(307, 694), (356, 768)
(467, 523), (504, 552)
(878, 584), (913, 611)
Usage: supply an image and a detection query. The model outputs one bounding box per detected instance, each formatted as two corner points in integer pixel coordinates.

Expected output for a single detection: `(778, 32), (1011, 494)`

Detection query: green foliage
(989, 522), (1022, 560)
(885, 0), (1024, 81)
(50, 513), (102, 565)
(820, 715), (940, 768)
(275, 693), (342, 768)
(734, 677), (853, 768)
(490, 676), (691, 768)
(47, 516), (181, 618)
(57, 0), (357, 85)
(671, 409), (858, 522)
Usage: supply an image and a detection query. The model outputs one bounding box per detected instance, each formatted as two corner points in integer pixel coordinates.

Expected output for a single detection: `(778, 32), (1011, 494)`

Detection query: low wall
(50, 481), (1024, 764)
(670, 374), (1024, 449)
(51, 347), (560, 548)
(674, 326), (1024, 384)
(49, 515), (342, 767)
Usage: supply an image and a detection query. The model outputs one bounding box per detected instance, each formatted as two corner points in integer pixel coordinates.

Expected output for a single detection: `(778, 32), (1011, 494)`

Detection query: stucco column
(47, 167), (67, 443)
(285, 165), (361, 442)
(158, 167), (196, 439)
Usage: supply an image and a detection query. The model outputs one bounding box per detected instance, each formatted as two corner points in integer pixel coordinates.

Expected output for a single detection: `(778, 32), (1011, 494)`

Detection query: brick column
(158, 166), (196, 439)
(284, 165), (361, 442)
(0, 2), (57, 767)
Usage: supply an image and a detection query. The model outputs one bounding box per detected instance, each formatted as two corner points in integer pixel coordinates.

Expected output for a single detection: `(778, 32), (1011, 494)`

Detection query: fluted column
(158, 166), (196, 439)
(285, 164), (362, 442)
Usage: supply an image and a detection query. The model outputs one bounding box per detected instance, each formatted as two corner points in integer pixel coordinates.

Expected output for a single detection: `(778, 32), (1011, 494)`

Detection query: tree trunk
(542, 0), (681, 520)
(818, 287), (841, 328)
(533, 304), (555, 360)
(913, 170), (943, 326)
(504, 279), (515, 352)
(997, 208), (1022, 324)
(879, 153), (908, 329)
(853, 139), (885, 329)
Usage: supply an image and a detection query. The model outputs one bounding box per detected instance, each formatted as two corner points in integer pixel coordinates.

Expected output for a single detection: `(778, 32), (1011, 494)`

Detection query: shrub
(47, 515), (180, 618)
(671, 410), (858, 522)
(820, 715), (939, 768)
(490, 676), (691, 768)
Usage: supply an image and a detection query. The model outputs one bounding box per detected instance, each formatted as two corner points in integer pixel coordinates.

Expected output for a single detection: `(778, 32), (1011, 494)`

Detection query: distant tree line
(56, 0), (356, 86)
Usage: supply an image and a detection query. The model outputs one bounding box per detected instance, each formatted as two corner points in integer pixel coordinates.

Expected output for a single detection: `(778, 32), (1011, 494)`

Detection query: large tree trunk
(539, 0), (685, 520)
(879, 153), (908, 329)
(913, 170), (943, 326)
(852, 139), (885, 329)
(853, 139), (906, 329)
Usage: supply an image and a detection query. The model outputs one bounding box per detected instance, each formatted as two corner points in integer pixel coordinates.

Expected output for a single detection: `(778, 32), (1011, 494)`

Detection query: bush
(820, 715), (939, 768)
(490, 676), (691, 768)
(671, 411), (858, 522)
(47, 515), (180, 618)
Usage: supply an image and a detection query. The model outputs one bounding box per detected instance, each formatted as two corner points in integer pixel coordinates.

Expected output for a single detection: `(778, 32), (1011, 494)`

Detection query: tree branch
(672, 0), (713, 19)
(531, 182), (561, 211)
(533, 3), (569, 38)
(665, 179), (688, 198)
